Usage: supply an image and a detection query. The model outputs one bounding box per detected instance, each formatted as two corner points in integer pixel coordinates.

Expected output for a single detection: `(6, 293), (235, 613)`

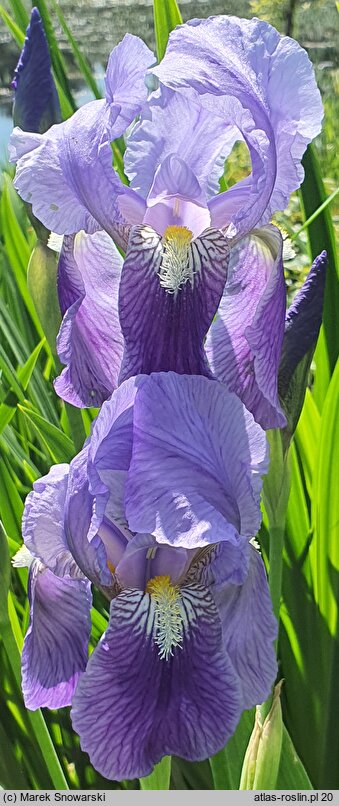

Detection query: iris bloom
(9, 15), (323, 428)
(16, 372), (277, 780)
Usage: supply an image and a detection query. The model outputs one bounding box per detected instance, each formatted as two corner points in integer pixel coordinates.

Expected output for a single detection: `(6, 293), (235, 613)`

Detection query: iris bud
(278, 252), (327, 447)
(240, 681), (283, 790)
(12, 7), (61, 133)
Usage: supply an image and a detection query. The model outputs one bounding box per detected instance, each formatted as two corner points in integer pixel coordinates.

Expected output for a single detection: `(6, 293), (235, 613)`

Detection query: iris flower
(15, 372), (277, 780)
(9, 14), (323, 428)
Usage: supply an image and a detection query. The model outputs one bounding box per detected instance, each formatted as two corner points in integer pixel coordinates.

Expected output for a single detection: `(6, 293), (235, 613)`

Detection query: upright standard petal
(71, 584), (241, 780)
(124, 85), (229, 200)
(54, 231), (124, 408)
(118, 225), (229, 380)
(12, 7), (61, 133)
(205, 225), (287, 430)
(153, 15), (323, 234)
(22, 561), (91, 709)
(9, 34), (155, 238)
(126, 372), (268, 547)
(105, 33), (155, 133)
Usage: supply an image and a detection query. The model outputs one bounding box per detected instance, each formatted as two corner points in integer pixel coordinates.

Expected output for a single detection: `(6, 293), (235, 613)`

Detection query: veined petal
(125, 85), (233, 200)
(205, 225), (286, 429)
(71, 584), (241, 780)
(213, 545), (278, 709)
(22, 561), (91, 709)
(83, 377), (146, 559)
(57, 234), (83, 316)
(22, 463), (83, 579)
(12, 7), (61, 133)
(118, 224), (229, 381)
(154, 15), (323, 233)
(9, 104), (121, 237)
(105, 33), (155, 134)
(65, 447), (112, 589)
(9, 34), (155, 238)
(54, 231), (124, 408)
(143, 154), (211, 236)
(126, 372), (268, 548)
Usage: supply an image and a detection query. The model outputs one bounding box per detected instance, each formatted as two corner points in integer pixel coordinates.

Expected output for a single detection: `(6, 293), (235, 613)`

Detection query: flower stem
(269, 524), (286, 625)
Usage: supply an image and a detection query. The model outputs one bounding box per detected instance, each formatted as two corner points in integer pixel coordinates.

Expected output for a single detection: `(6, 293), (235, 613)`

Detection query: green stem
(268, 524), (286, 625)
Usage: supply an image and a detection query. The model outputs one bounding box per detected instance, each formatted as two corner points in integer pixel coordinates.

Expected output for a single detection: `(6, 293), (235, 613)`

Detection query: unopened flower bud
(240, 681), (284, 790)
(279, 252), (327, 446)
(12, 7), (61, 134)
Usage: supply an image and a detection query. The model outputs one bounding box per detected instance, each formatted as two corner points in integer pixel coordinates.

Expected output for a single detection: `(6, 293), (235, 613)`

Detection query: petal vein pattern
(119, 226), (229, 379)
(153, 15), (323, 235)
(9, 34), (155, 239)
(71, 584), (241, 781)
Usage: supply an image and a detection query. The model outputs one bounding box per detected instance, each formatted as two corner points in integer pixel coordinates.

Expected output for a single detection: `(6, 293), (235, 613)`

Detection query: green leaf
(18, 339), (46, 390)
(0, 522), (11, 621)
(139, 756), (171, 789)
(0, 459), (24, 542)
(6, 0), (28, 30)
(307, 356), (339, 784)
(277, 728), (313, 789)
(48, 0), (101, 100)
(17, 405), (74, 464)
(0, 5), (25, 46)
(1, 177), (44, 339)
(153, 0), (182, 60)
(300, 145), (339, 407)
(210, 710), (255, 789)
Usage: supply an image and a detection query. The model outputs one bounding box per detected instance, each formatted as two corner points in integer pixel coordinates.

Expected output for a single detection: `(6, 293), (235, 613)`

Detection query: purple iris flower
(16, 372), (277, 780)
(9, 15), (323, 429)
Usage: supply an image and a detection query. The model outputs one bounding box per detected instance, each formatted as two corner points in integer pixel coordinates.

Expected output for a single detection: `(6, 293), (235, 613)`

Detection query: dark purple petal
(154, 16), (323, 234)
(71, 584), (241, 780)
(205, 225), (287, 430)
(118, 225), (229, 381)
(22, 561), (91, 709)
(12, 7), (61, 133)
(126, 372), (268, 548)
(213, 545), (277, 709)
(22, 463), (82, 579)
(54, 231), (124, 408)
(279, 251), (327, 398)
(9, 35), (155, 238)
